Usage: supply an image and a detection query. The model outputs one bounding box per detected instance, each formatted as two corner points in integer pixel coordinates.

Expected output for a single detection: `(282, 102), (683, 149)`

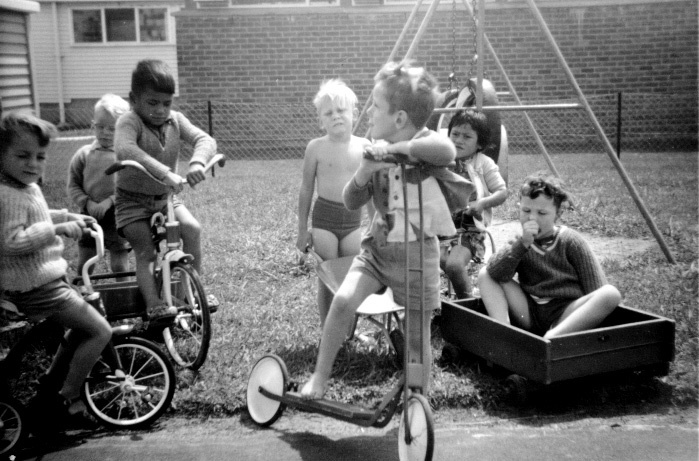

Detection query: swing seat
(306, 250), (404, 352)
(434, 80), (509, 184)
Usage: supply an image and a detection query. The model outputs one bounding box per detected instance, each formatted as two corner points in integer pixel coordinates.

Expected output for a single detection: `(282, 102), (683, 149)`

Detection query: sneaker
(207, 294), (220, 314)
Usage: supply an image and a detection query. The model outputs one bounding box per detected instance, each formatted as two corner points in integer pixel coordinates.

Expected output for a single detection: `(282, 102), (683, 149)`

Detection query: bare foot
(299, 373), (327, 400)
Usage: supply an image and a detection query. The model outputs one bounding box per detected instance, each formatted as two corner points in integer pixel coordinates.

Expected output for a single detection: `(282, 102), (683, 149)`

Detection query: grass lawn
(44, 142), (698, 420)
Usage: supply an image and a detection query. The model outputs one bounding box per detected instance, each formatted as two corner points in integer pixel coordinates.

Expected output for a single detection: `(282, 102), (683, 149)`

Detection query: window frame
(194, 0), (339, 9)
(71, 6), (174, 46)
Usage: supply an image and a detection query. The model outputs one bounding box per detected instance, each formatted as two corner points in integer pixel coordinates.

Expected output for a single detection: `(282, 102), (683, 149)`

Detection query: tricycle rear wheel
(83, 336), (175, 429)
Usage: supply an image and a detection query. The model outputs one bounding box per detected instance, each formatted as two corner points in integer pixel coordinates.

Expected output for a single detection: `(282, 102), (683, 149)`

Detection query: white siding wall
(32, 1), (181, 104)
(0, 9), (34, 111)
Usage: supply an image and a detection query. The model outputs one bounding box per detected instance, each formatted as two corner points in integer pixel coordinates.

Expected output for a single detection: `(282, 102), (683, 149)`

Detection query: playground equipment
(354, 0), (675, 264)
(247, 155), (437, 461)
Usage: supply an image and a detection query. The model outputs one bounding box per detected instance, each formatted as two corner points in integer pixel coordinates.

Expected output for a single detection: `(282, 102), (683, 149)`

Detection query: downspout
(51, 2), (66, 125)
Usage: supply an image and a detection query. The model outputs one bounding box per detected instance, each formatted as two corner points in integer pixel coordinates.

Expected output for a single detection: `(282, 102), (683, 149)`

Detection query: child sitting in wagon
(478, 171), (621, 338)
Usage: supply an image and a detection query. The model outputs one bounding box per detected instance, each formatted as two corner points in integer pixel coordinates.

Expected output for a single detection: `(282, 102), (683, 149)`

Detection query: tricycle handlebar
(81, 222), (104, 291)
(104, 154), (226, 184)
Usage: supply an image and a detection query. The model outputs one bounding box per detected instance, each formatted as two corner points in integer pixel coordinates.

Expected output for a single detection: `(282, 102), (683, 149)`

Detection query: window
(73, 7), (169, 44)
(196, 0), (338, 9)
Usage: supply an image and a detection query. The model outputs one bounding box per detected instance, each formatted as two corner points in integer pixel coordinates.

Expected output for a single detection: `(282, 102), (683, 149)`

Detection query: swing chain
(467, 0), (478, 80)
(449, 0), (458, 90)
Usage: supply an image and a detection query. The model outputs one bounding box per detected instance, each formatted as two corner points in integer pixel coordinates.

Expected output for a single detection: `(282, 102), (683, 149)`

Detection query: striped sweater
(0, 175), (69, 292)
(486, 226), (607, 300)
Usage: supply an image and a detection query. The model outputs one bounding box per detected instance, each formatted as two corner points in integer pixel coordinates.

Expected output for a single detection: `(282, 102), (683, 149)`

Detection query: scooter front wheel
(398, 393), (434, 461)
(246, 354), (288, 427)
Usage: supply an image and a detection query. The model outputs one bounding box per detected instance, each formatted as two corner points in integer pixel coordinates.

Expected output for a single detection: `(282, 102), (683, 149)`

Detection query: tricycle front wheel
(159, 262), (211, 370)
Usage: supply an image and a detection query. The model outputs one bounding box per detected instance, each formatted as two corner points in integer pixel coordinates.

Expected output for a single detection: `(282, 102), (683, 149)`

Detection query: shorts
(312, 197), (362, 241)
(526, 294), (573, 336)
(349, 235), (441, 311)
(3, 277), (83, 322)
(115, 188), (183, 235)
(78, 206), (130, 252)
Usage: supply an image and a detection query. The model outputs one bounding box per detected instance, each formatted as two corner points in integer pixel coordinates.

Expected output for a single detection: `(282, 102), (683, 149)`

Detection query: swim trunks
(311, 196), (362, 241)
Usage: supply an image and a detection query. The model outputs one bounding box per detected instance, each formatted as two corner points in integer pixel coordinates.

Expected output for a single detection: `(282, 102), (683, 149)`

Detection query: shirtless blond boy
(296, 79), (371, 325)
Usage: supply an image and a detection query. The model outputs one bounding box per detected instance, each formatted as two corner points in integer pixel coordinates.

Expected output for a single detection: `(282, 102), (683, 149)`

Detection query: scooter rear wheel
(398, 393), (434, 461)
(246, 354), (288, 427)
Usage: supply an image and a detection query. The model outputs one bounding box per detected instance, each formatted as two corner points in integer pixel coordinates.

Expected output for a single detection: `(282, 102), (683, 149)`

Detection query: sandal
(60, 396), (100, 431)
(147, 304), (178, 322)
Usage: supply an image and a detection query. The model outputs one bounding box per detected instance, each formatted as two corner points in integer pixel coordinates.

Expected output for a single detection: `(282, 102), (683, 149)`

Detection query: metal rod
(353, 0), (429, 134)
(433, 103), (582, 113)
(616, 92), (622, 159)
(403, 0), (442, 61)
(401, 162), (411, 439)
(459, 0), (561, 177)
(524, 0), (675, 264)
(362, 0), (442, 138)
(207, 100), (213, 136)
(475, 0), (484, 109)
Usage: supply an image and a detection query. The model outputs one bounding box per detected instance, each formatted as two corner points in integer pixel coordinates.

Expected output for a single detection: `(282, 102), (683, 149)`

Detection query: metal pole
(433, 102), (581, 112)
(460, 0), (561, 178)
(360, 0), (442, 137)
(524, 0), (675, 264)
(475, 0), (484, 110)
(207, 100), (213, 136)
(616, 92), (622, 159)
(403, 0), (442, 61)
(353, 0), (430, 134)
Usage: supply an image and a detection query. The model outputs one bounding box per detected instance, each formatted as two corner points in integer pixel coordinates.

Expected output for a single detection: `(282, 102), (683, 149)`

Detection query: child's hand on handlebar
(186, 162), (206, 188)
(163, 171), (185, 193)
(54, 221), (86, 239)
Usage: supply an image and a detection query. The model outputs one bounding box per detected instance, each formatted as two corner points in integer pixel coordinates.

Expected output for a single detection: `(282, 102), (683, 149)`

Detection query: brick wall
(175, 1), (696, 104)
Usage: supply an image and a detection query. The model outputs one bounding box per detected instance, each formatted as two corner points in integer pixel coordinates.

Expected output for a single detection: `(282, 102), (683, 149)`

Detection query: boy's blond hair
(313, 79), (358, 114)
(94, 93), (130, 119)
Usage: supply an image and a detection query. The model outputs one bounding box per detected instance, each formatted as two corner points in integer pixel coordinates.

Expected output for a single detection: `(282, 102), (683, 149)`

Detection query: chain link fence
(47, 92), (696, 162)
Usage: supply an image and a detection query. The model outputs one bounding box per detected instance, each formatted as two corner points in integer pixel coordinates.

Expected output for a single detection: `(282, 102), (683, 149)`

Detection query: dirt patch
(488, 220), (656, 262)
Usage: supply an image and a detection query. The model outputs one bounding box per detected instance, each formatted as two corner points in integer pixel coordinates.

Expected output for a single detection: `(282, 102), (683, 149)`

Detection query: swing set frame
(352, 0), (676, 264)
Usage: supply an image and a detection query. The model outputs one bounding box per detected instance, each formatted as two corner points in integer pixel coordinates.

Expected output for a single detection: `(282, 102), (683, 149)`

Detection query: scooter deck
(283, 391), (375, 421)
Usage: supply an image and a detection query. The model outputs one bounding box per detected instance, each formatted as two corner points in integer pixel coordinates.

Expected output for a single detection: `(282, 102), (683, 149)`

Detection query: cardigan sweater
(0, 174), (69, 292)
(486, 226), (607, 301)
(343, 129), (458, 244)
(453, 152), (506, 228)
(114, 110), (217, 196)
(67, 140), (117, 209)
